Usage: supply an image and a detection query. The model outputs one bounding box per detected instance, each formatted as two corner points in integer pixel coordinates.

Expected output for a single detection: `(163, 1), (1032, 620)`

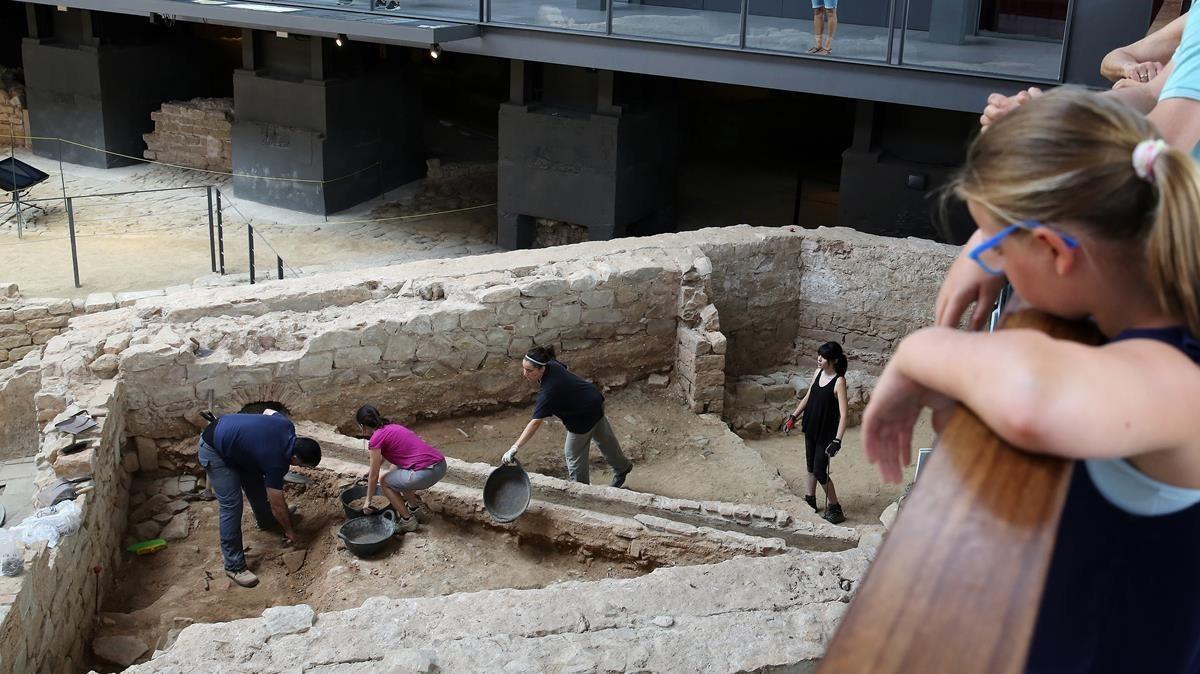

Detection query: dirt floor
(398, 383), (930, 528)
(0, 150), (498, 299)
(92, 382), (930, 670)
(91, 469), (642, 672)
(0, 150), (836, 299)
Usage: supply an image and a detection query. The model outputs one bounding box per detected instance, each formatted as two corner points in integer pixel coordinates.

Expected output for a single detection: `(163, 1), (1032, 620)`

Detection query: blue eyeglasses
(968, 220), (1080, 276)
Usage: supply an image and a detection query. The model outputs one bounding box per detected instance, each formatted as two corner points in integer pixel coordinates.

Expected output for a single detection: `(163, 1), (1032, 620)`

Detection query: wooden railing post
(817, 310), (1104, 674)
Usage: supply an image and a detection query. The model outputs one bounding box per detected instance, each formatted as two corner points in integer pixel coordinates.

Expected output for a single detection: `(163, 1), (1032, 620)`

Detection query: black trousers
(805, 432), (833, 485)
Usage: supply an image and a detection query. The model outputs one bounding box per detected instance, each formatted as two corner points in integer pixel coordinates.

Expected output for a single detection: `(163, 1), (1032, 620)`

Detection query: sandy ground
(0, 150), (837, 299)
(91, 469), (640, 672)
(0, 150), (498, 299)
(0, 209), (497, 299)
(91, 384), (931, 669)
(393, 383), (931, 528)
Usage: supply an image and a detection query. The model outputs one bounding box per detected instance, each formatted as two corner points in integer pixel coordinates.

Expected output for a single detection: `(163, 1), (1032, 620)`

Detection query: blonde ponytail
(1147, 148), (1200, 336)
(952, 88), (1200, 334)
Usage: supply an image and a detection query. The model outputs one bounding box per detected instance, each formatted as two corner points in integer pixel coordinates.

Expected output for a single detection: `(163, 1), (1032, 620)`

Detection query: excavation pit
(93, 467), (659, 671)
(1, 226), (956, 673)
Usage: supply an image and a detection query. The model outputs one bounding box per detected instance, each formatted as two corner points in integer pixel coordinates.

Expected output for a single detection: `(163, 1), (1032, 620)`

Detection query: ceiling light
(430, 43), (442, 59)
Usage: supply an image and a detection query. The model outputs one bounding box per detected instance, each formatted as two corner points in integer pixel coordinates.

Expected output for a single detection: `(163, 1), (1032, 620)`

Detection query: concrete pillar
(837, 101), (974, 244)
(497, 63), (678, 249)
(21, 8), (210, 168)
(231, 32), (424, 215)
(928, 0), (973, 45)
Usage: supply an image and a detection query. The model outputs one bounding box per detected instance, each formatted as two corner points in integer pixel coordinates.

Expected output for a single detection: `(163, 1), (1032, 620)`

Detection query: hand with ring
(1122, 60), (1164, 84)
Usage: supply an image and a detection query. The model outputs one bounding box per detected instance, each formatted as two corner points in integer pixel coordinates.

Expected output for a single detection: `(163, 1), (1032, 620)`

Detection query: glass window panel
(744, 0), (892, 61)
(611, 0), (743, 46)
(900, 0), (1067, 79)
(372, 0), (479, 20)
(489, 0), (608, 32)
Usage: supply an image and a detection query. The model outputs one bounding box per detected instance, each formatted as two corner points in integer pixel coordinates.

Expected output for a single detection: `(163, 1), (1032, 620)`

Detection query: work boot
(822, 503), (846, 525)
(611, 466), (632, 489)
(226, 568), (259, 588)
(392, 515), (419, 536)
(804, 495), (819, 512)
(406, 502), (432, 523)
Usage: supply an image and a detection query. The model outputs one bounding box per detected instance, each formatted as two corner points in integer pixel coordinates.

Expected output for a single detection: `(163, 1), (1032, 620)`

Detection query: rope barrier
(4, 133), (382, 185)
(282, 202), (497, 228)
(0, 222), (208, 247)
(1, 200), (497, 239)
(219, 196), (304, 279)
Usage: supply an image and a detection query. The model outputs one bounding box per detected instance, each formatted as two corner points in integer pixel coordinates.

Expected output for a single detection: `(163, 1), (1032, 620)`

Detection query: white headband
(1132, 139), (1168, 182)
(524, 355), (547, 367)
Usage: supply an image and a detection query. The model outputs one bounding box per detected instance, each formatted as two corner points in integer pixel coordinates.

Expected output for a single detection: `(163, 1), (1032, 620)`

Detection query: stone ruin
(0, 225), (954, 672)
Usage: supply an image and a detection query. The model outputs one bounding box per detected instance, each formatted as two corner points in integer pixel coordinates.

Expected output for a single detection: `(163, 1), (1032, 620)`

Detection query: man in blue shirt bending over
(198, 409), (321, 588)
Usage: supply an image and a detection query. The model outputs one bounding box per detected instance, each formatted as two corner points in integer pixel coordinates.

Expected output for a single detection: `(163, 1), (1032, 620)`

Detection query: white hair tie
(524, 355), (547, 367)
(1132, 139), (1168, 182)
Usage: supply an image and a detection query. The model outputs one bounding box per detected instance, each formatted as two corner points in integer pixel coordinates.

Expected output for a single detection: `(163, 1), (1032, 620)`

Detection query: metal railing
(261, 0), (1075, 84)
(8, 185), (291, 289)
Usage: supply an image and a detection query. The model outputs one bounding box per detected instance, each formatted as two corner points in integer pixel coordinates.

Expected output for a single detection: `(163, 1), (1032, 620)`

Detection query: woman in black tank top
(785, 341), (850, 524)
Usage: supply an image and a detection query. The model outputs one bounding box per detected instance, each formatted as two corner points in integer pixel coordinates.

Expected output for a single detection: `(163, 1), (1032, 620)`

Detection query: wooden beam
(817, 310), (1104, 674)
(1149, 0), (1184, 35)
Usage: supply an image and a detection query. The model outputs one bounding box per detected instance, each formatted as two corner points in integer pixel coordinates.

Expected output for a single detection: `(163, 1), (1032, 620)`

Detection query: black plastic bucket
(483, 462), (532, 523)
(336, 510), (396, 557)
(339, 480), (395, 519)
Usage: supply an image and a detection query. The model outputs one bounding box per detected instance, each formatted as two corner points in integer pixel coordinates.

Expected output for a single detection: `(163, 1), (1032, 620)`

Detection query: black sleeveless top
(1025, 326), (1200, 673)
(801, 370), (841, 443)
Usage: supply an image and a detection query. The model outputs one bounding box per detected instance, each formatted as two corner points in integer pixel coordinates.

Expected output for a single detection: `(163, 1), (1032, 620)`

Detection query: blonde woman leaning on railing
(859, 89), (1200, 673)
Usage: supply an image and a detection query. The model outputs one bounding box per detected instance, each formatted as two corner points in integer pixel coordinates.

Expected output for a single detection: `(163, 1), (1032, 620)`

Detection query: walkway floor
(0, 457), (37, 528)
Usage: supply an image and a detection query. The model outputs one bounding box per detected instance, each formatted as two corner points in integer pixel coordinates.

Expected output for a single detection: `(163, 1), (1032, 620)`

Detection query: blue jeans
(198, 439), (279, 572)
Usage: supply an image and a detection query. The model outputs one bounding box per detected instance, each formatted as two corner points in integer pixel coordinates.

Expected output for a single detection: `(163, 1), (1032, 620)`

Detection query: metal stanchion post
(66, 197), (80, 288)
(277, 255), (284, 280)
(216, 190), (225, 275)
(206, 186), (216, 273)
(248, 223), (255, 285)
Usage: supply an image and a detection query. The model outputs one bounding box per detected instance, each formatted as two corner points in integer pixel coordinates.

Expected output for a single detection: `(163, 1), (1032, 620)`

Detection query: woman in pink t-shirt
(355, 404), (447, 533)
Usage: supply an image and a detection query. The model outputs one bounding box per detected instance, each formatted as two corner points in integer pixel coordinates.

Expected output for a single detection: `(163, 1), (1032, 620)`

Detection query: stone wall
(423, 158), (497, 211)
(303, 422), (859, 547)
(724, 369), (878, 434)
(24, 226), (953, 441)
(0, 380), (130, 674)
(674, 258), (726, 413)
(700, 228), (955, 377)
(0, 286), (76, 370)
(0, 356), (40, 461)
(0, 225), (950, 672)
(142, 98), (233, 172)
(63, 248), (690, 439)
(0, 85), (30, 149)
(533, 218), (590, 248)
(126, 549), (877, 674)
(0, 285), (167, 371)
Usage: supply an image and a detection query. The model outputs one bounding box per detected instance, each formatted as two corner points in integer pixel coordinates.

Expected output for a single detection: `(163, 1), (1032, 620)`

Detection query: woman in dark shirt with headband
(501, 345), (633, 487)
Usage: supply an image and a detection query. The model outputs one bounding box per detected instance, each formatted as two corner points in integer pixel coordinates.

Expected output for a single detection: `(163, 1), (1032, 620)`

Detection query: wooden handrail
(1149, 0), (1184, 35)
(817, 310), (1104, 674)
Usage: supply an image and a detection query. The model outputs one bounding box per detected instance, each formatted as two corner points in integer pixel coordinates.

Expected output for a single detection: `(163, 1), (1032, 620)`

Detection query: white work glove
(502, 445), (519, 464)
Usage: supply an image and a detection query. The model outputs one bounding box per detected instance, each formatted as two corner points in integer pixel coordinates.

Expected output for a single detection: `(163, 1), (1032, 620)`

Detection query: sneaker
(804, 495), (819, 512)
(226, 568), (259, 588)
(407, 502), (432, 523)
(611, 466), (632, 489)
(822, 503), (846, 525)
(392, 515), (419, 535)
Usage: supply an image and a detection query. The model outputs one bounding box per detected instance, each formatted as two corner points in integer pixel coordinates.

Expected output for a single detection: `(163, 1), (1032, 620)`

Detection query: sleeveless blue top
(1025, 326), (1200, 673)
